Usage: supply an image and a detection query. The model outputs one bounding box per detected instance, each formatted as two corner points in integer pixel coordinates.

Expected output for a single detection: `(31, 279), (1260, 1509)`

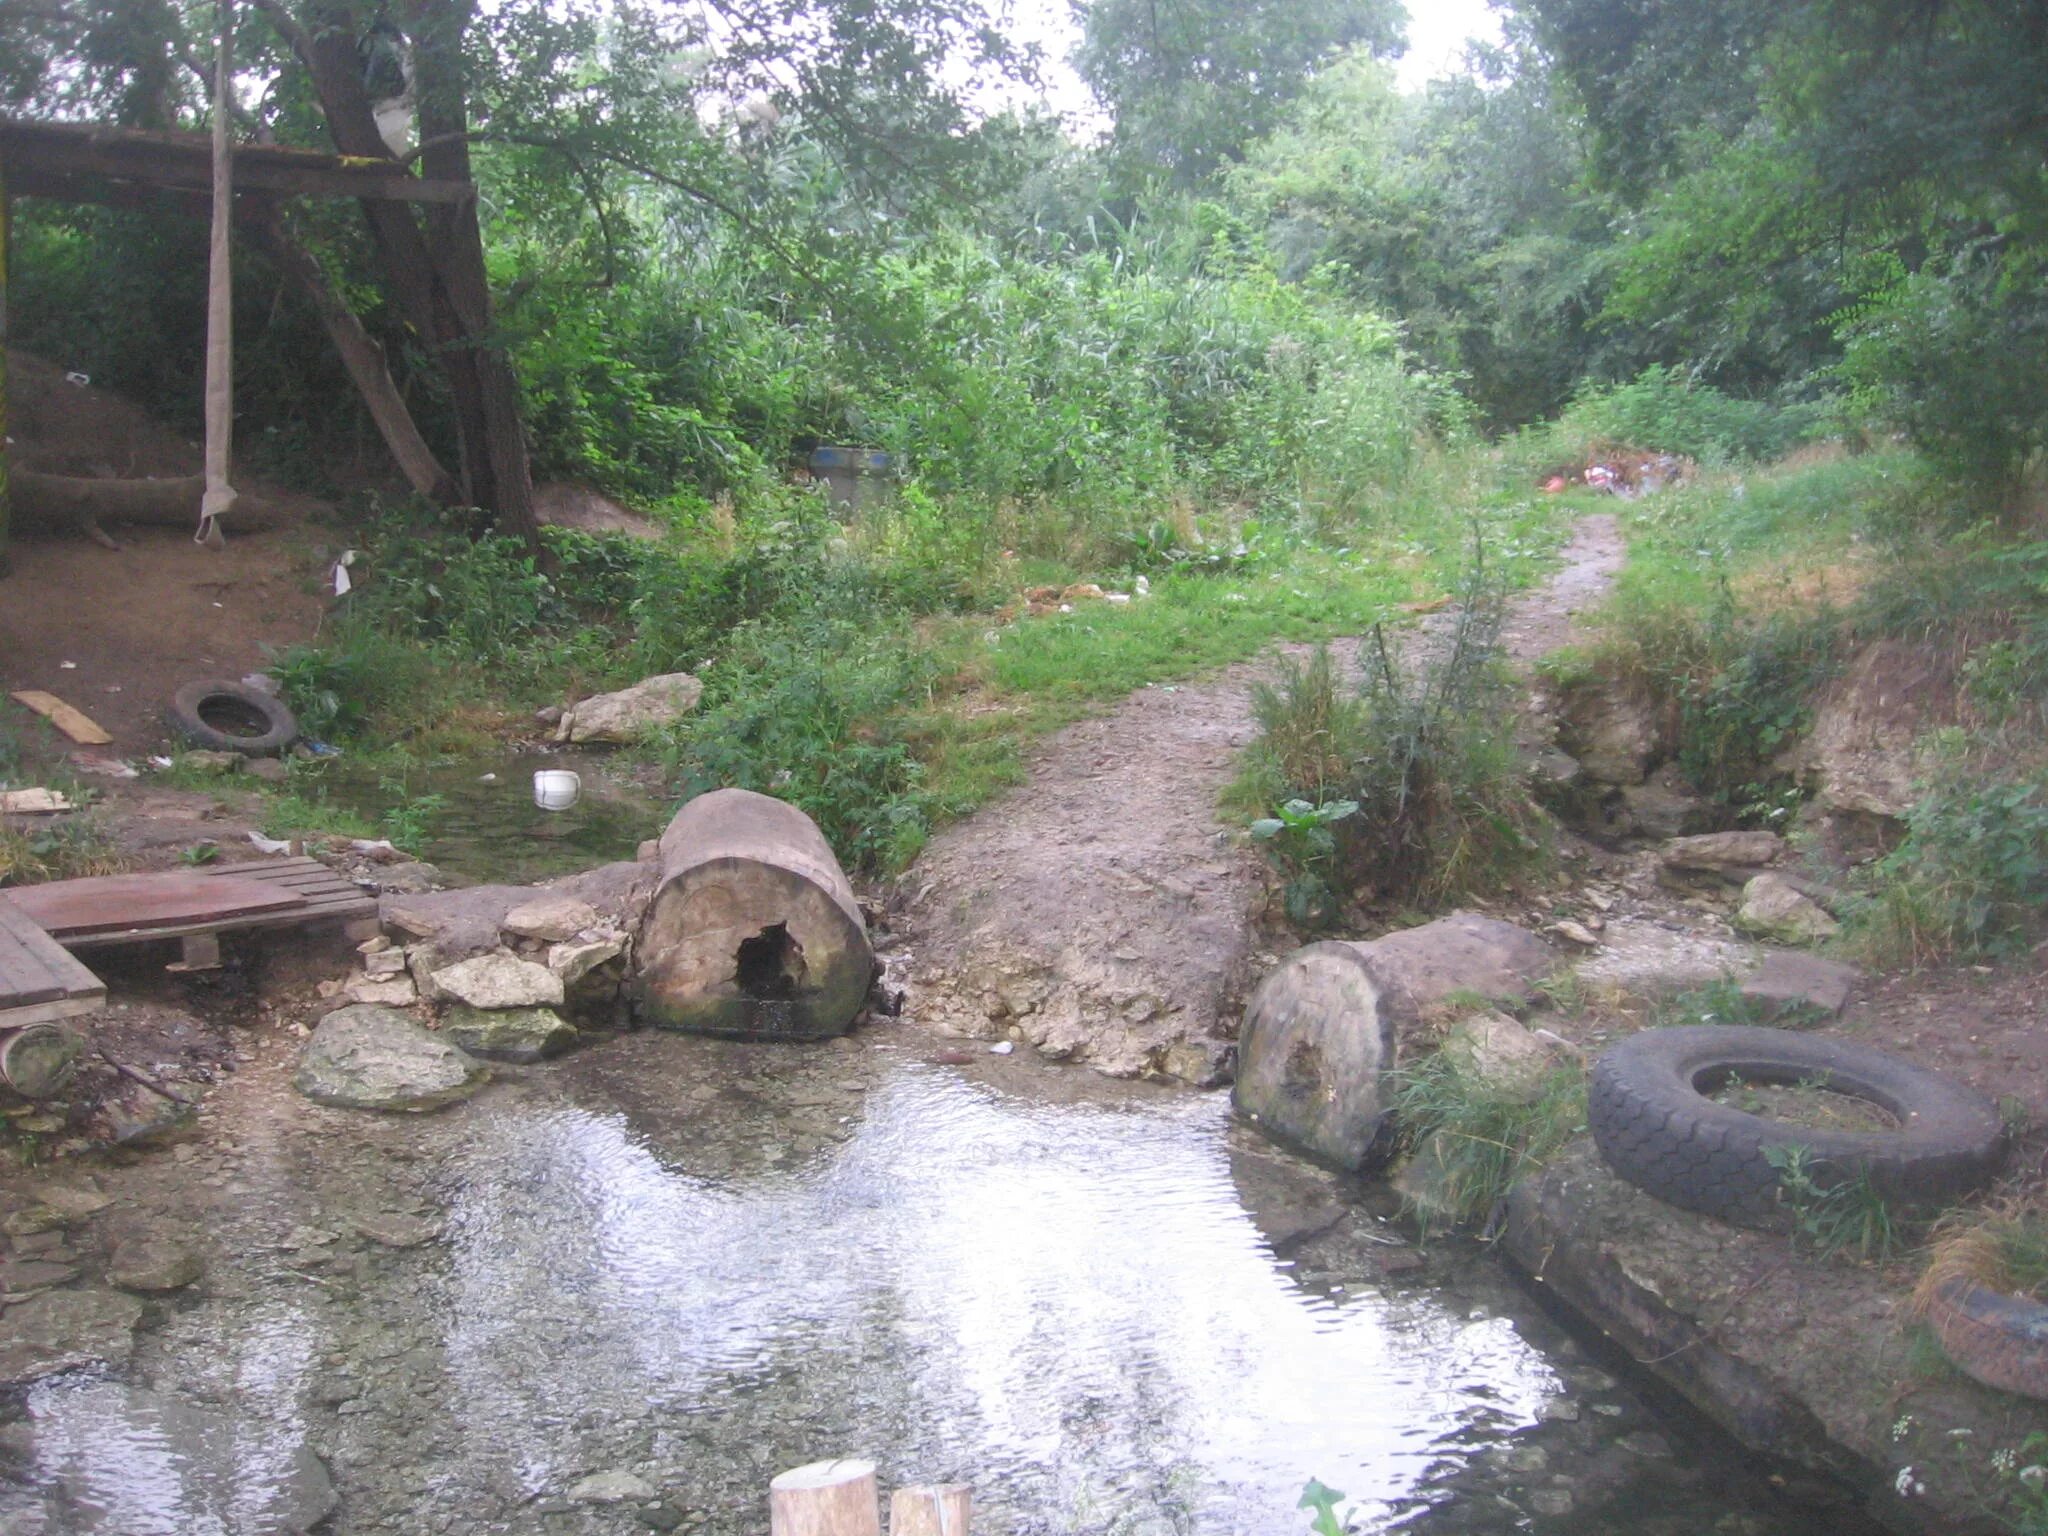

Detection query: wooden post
(245, 201), (461, 504)
(0, 146), (10, 579)
(769, 1459), (880, 1536)
(887, 1485), (971, 1536)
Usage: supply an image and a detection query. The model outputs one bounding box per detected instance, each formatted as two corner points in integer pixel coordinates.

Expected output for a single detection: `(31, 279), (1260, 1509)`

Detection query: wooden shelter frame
(0, 115), (479, 570)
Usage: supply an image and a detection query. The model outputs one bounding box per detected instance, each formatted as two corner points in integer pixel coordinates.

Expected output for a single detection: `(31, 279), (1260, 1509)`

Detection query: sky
(992, 0), (1506, 124)
(1396, 0), (1504, 89)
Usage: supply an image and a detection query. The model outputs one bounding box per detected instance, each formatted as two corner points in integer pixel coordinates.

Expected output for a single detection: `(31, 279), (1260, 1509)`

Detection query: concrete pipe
(635, 788), (874, 1041)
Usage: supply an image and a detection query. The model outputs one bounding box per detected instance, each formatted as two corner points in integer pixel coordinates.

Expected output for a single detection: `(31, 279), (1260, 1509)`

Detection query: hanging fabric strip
(196, 0), (237, 550)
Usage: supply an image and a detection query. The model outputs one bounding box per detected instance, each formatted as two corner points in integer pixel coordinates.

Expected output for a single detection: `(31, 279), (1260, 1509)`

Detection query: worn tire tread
(1588, 1025), (2005, 1226)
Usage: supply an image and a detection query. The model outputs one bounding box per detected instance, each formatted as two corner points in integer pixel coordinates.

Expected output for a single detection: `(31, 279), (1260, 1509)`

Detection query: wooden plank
(8, 691), (111, 745)
(0, 896), (104, 1016)
(0, 899), (69, 1003)
(0, 789), (72, 814)
(1, 132), (474, 205)
(0, 995), (102, 1029)
(9, 873), (303, 940)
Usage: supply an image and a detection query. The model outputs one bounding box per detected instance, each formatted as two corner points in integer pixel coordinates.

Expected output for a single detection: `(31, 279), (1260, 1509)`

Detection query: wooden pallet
(0, 895), (106, 1028)
(6, 857), (378, 969)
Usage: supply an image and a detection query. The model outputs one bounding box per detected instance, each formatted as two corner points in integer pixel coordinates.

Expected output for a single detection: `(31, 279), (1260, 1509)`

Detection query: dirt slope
(897, 516), (1625, 1083)
(1, 353), (330, 750)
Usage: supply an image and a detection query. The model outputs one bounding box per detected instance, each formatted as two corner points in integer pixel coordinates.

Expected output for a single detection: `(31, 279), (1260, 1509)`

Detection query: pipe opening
(735, 922), (806, 999)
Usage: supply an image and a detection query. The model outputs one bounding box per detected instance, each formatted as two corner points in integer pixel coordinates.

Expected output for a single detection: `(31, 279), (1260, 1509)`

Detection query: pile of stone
(300, 877), (642, 1112)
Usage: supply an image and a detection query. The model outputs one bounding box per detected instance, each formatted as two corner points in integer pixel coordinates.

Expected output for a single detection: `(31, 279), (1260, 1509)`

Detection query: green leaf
(1298, 1478), (1347, 1536)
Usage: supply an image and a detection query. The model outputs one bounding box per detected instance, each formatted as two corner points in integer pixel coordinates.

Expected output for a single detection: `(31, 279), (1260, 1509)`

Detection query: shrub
(1241, 544), (1548, 920)
(1852, 730), (2048, 964)
(1515, 367), (1823, 472)
(657, 605), (941, 876)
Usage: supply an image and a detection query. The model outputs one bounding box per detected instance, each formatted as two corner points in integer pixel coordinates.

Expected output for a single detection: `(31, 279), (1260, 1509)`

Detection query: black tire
(1588, 1025), (2006, 1225)
(166, 679), (299, 756)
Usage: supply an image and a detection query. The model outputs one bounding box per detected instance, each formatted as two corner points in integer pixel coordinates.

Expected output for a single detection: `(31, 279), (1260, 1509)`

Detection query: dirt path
(896, 516), (1626, 1084)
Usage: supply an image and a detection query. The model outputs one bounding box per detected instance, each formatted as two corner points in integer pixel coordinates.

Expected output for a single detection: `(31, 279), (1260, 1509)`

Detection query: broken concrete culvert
(634, 787), (875, 1041)
(1232, 912), (1560, 1172)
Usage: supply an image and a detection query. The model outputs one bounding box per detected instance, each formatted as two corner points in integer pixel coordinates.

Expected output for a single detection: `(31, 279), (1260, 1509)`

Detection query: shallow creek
(315, 751), (669, 885)
(0, 1021), (1848, 1535)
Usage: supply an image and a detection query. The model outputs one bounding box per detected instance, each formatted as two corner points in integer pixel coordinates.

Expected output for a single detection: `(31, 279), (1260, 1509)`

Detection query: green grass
(1765, 1143), (1912, 1264)
(263, 460), (1577, 878)
(1390, 1054), (1588, 1234)
(260, 791), (380, 843)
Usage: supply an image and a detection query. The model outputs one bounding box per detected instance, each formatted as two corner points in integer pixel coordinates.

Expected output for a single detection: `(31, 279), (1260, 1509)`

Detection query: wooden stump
(888, 1484), (970, 1536)
(635, 788), (873, 1041)
(769, 1459), (880, 1536)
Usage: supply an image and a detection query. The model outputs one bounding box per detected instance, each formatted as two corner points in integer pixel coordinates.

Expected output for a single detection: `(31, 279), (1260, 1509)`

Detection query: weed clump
(1390, 1051), (1587, 1233)
(1241, 544), (1547, 923)
(0, 817), (124, 887)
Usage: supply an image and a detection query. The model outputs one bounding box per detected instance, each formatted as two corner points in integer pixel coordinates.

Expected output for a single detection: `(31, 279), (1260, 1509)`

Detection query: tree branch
(245, 0), (315, 68)
(399, 127), (828, 294)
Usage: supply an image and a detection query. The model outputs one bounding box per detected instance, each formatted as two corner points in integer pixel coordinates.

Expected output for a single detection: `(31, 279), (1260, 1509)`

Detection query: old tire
(1924, 1276), (2048, 1401)
(166, 680), (298, 756)
(1588, 1025), (2005, 1225)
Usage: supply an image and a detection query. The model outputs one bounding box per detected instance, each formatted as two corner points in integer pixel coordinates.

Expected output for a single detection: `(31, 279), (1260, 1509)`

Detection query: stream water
(1, 1028), (1844, 1535)
(314, 752), (669, 886)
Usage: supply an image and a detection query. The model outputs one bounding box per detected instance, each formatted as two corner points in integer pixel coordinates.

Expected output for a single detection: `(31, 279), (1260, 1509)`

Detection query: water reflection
(2, 1043), (1843, 1535)
(436, 1069), (1556, 1532)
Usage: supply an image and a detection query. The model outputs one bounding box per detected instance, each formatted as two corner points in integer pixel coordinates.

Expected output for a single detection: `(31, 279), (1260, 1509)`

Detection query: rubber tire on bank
(1923, 1277), (2048, 1402)
(166, 679), (299, 757)
(1588, 1025), (2006, 1226)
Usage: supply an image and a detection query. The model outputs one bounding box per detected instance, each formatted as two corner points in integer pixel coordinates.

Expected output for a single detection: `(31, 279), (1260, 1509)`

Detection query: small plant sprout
(1297, 1479), (1351, 1536)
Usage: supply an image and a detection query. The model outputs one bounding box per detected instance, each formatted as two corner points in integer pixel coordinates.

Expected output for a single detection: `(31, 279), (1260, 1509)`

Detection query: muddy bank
(1505, 1139), (2048, 1535)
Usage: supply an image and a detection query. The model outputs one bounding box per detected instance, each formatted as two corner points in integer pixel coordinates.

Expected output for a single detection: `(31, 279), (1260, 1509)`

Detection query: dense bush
(1240, 545), (1547, 921)
(1539, 367), (1826, 465)
(1853, 733), (2048, 965)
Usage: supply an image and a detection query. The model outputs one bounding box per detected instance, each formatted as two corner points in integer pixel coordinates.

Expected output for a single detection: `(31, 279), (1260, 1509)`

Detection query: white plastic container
(533, 769), (581, 811)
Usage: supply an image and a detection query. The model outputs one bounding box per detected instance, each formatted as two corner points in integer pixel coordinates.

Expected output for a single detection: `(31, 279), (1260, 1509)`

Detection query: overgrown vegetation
(1237, 539), (1548, 921)
(1389, 1051), (1587, 1233)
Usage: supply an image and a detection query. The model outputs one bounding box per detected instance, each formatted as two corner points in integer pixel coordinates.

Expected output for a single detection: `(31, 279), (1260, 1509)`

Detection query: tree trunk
(11, 471), (285, 542)
(283, 0), (541, 553)
(245, 202), (461, 504)
(408, 0), (539, 549)
(636, 789), (874, 1041)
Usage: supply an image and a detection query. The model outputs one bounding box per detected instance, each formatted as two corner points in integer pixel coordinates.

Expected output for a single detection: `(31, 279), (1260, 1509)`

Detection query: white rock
(502, 895), (600, 944)
(549, 936), (625, 986)
(568, 1470), (655, 1504)
(1735, 874), (1840, 946)
(429, 954), (564, 1010)
(556, 672), (703, 745)
(345, 975), (418, 1008)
